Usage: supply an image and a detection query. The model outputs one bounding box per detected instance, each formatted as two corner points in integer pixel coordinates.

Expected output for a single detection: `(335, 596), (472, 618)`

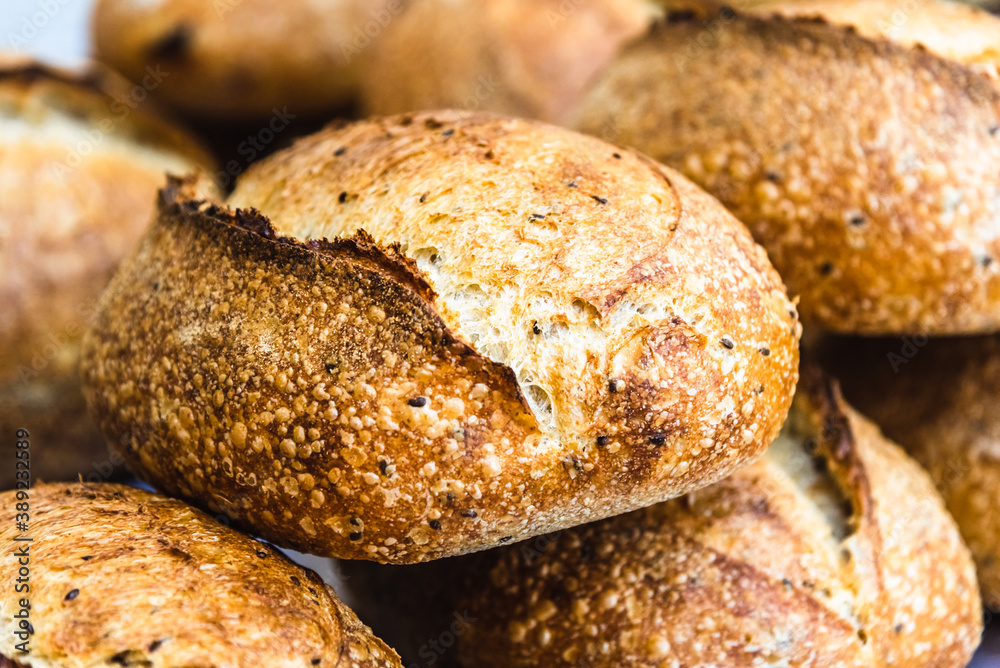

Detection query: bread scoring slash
(81, 111), (800, 563)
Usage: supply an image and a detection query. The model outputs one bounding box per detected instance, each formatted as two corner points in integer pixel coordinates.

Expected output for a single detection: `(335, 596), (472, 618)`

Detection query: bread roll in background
(342, 368), (982, 667)
(81, 111), (800, 563)
(818, 334), (1000, 611)
(0, 483), (402, 667)
(0, 60), (215, 489)
(361, 0), (662, 124)
(575, 0), (1000, 335)
(92, 0), (406, 119)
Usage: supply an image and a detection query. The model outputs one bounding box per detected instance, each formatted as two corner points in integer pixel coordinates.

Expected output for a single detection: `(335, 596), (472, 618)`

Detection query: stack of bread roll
(1, 0), (997, 665)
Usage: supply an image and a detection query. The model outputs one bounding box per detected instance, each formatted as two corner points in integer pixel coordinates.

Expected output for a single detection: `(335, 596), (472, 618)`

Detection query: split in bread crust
(81, 111), (800, 563)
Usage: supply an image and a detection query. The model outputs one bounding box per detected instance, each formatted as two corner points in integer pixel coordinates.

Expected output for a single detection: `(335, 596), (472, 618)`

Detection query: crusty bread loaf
(81, 110), (800, 563)
(342, 368), (982, 667)
(0, 482), (401, 667)
(575, 0), (1000, 335)
(92, 0), (405, 119)
(0, 60), (214, 489)
(360, 0), (662, 123)
(818, 334), (1000, 610)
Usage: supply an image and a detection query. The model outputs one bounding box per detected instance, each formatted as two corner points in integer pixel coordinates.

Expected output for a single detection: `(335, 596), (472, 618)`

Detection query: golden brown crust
(0, 61), (214, 488)
(92, 0), (407, 118)
(575, 4), (1000, 335)
(818, 333), (1000, 610)
(81, 111), (800, 563)
(0, 482), (401, 667)
(343, 369), (982, 667)
(360, 0), (661, 124)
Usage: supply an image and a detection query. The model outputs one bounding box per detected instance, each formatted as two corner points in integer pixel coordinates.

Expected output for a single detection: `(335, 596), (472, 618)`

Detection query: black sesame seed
(408, 396), (428, 408)
(152, 281), (160, 291)
(608, 379), (620, 393)
(149, 24), (191, 60)
(419, 192), (427, 203)
(529, 213), (546, 220)
(290, 576), (301, 586)
(442, 129), (454, 137)
(759, 347), (771, 356)
(461, 509), (478, 518)
(338, 191), (347, 203)
(849, 214), (866, 226)
(498, 536), (513, 543)
(65, 588), (79, 601)
(782, 578), (793, 588)
(325, 362), (337, 373)
(149, 640), (163, 652)
(991, 125), (1000, 137)
(592, 195), (608, 205)
(81, 555), (93, 560)
(982, 255), (994, 268)
(667, 9), (697, 22)
(349, 532), (362, 541)
(533, 322), (542, 335)
(429, 519), (442, 530)
(349, 517), (361, 526)
(612, 152), (622, 159)
(379, 460), (388, 475)
(567, 182), (578, 188)
(256, 549), (268, 558)
(765, 171), (781, 183)
(649, 434), (666, 446)
(720, 337), (735, 350)
(596, 435), (609, 447)
(312, 659), (322, 666)
(819, 262), (834, 276)
(334, 146), (347, 156)
(894, 624), (904, 634)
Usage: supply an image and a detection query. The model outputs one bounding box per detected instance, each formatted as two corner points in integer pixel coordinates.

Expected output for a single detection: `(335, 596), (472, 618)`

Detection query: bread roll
(92, 0), (406, 119)
(0, 60), (214, 489)
(361, 0), (662, 123)
(343, 368), (982, 667)
(0, 482), (401, 667)
(575, 0), (1000, 335)
(818, 334), (1000, 610)
(81, 111), (800, 563)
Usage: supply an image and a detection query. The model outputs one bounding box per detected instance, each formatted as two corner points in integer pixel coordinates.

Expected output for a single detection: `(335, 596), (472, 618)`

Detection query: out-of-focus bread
(92, 0), (406, 119)
(0, 482), (402, 667)
(0, 60), (214, 489)
(818, 333), (1000, 610)
(361, 0), (662, 124)
(343, 368), (982, 667)
(81, 110), (800, 563)
(575, 0), (1000, 335)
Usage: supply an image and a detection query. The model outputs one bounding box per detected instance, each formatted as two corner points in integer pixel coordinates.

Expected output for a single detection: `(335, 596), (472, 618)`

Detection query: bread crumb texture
(0, 483), (401, 668)
(343, 370), (982, 667)
(82, 111), (799, 562)
(576, 6), (1000, 334)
